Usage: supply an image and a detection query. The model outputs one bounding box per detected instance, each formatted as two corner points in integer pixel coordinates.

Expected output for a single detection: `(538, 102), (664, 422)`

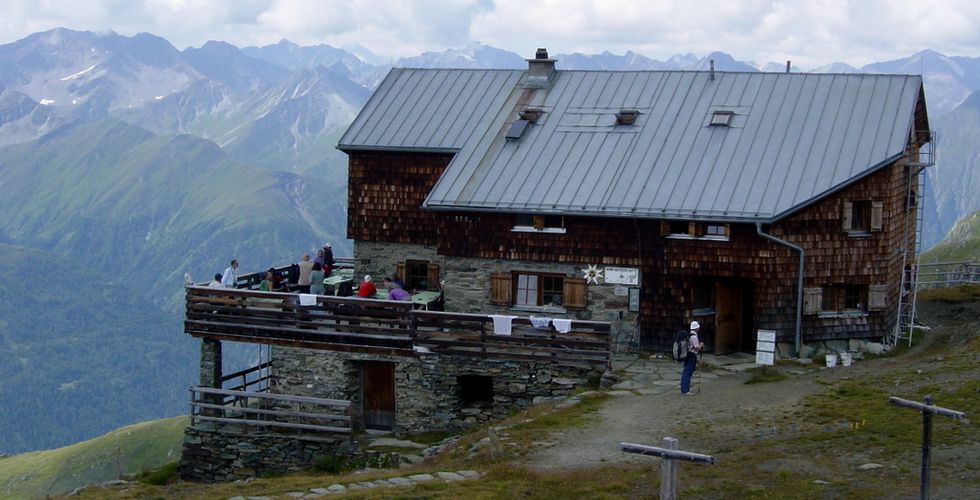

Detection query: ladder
(894, 131), (935, 346)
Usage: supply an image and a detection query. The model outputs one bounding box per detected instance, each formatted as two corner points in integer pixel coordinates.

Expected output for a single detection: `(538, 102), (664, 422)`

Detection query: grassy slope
(0, 416), (187, 499)
(921, 210), (980, 263)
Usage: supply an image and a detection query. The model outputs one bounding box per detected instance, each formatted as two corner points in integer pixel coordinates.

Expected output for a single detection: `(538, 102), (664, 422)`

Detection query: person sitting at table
(258, 269), (276, 291)
(297, 254), (314, 293)
(356, 275), (377, 298)
(391, 272), (406, 289)
(384, 277), (411, 301)
(310, 263), (325, 295)
(431, 279), (446, 311)
(208, 273), (223, 288)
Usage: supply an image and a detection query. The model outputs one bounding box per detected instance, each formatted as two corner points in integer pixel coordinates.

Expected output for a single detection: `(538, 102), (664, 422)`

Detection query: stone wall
(272, 346), (601, 435)
(353, 241), (638, 351)
(179, 427), (396, 482)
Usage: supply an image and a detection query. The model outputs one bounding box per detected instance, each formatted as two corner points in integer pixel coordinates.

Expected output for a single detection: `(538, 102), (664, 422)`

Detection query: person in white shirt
(221, 259), (239, 288)
(681, 321), (702, 395)
(208, 273), (223, 288)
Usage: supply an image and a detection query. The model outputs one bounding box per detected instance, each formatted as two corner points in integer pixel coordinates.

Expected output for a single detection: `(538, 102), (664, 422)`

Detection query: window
(819, 285), (867, 313)
(710, 110), (734, 126)
(662, 221), (730, 241)
(397, 260), (440, 291)
(457, 375), (494, 406)
(512, 214), (566, 233)
(515, 273), (563, 306)
(693, 281), (715, 316)
(616, 109), (639, 125)
(843, 200), (883, 234)
(490, 272), (587, 310)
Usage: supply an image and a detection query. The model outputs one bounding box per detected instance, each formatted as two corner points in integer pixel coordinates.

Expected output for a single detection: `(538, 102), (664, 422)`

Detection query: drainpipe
(756, 223), (804, 357)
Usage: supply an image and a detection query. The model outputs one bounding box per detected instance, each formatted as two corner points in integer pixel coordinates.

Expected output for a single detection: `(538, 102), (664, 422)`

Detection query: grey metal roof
(340, 69), (928, 222)
(338, 68), (524, 152)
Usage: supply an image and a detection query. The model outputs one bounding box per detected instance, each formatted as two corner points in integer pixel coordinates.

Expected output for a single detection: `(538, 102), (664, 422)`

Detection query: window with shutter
(563, 278), (587, 310)
(842, 201), (853, 232)
(489, 272), (512, 305)
(804, 287), (822, 314)
(870, 201), (883, 231)
(426, 263), (440, 291)
(868, 284), (887, 310)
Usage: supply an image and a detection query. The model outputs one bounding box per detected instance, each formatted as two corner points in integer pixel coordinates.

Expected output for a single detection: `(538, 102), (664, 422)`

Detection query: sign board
(755, 329), (776, 366)
(628, 288), (640, 312)
(605, 266), (639, 285)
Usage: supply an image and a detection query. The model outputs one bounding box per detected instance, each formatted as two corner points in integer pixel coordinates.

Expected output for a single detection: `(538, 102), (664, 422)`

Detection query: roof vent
(525, 48), (557, 89)
(519, 107), (543, 122)
(505, 119), (530, 140)
(710, 110), (734, 126)
(616, 109), (640, 125)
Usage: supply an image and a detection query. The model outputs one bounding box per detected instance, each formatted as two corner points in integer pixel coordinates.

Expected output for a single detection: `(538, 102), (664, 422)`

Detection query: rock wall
(353, 241), (638, 351)
(272, 346), (601, 435)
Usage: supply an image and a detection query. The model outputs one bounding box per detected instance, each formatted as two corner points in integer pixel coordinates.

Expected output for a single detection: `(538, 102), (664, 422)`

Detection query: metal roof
(339, 69), (928, 222)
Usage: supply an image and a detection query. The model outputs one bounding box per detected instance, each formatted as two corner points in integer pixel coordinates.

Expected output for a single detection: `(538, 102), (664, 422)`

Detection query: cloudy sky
(3, 0), (980, 67)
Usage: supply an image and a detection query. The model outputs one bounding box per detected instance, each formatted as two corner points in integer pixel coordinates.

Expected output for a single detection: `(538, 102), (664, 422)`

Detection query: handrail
(189, 386), (352, 435)
(193, 386), (350, 407)
(185, 286), (612, 366)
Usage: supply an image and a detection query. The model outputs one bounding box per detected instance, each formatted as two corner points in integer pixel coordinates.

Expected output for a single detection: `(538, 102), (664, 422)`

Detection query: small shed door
(362, 361), (395, 430)
(714, 282), (743, 354)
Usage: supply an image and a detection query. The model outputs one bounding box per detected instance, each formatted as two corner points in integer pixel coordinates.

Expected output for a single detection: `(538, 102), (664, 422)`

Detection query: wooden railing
(185, 286), (611, 367)
(221, 361), (273, 397)
(190, 386), (351, 435)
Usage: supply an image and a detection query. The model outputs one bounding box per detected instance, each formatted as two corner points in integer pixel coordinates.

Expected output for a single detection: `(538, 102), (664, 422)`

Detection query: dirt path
(527, 362), (827, 470)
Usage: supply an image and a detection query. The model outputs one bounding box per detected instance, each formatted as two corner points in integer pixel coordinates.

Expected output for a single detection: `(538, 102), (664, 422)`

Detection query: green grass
(744, 366), (788, 384)
(917, 283), (980, 302)
(0, 416), (187, 498)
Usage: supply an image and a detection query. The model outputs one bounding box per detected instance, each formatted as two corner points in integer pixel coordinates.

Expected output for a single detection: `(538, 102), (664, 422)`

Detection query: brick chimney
(525, 48), (556, 89)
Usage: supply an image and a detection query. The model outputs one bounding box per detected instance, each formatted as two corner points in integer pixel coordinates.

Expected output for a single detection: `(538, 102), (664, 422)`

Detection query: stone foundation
(272, 346), (602, 435)
(353, 241), (638, 351)
(178, 426), (397, 482)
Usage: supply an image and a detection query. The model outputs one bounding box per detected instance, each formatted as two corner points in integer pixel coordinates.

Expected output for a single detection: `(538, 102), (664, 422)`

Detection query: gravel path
(526, 357), (828, 471)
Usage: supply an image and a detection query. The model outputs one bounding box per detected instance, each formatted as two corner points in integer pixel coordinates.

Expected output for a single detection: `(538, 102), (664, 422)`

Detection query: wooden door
(714, 282), (742, 354)
(363, 362), (395, 430)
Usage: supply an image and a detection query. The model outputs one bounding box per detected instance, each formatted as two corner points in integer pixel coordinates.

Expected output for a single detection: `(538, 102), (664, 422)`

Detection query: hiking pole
(696, 351), (703, 394)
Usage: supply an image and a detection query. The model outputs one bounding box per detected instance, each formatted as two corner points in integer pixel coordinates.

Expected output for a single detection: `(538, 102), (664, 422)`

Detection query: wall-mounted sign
(628, 287), (640, 312)
(605, 266), (639, 285)
(756, 329), (776, 366)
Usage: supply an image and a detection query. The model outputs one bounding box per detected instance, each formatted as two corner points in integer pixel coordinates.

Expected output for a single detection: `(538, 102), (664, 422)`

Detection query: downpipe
(756, 223), (804, 357)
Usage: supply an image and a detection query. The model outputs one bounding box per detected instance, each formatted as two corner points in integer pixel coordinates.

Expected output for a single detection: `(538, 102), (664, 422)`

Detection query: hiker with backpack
(678, 320), (703, 395)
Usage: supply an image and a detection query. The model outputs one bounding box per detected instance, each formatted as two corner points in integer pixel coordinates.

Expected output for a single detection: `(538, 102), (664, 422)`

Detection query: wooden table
(411, 291), (441, 310)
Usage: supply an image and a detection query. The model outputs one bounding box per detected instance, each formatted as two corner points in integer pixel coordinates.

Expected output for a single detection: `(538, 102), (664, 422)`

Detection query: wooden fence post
(888, 395), (968, 500)
(661, 437), (678, 500)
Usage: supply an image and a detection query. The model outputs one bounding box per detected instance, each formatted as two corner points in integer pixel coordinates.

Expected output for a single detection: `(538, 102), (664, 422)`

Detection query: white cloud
(1, 0), (979, 66)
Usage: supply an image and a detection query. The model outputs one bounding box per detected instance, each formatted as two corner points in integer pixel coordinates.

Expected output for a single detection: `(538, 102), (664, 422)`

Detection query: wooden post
(661, 437), (678, 500)
(921, 395), (932, 500)
(888, 395), (967, 500)
(621, 439), (715, 498)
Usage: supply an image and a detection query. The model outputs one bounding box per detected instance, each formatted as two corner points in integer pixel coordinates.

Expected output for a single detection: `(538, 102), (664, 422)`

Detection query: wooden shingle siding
(346, 151), (453, 245)
(348, 151), (917, 349)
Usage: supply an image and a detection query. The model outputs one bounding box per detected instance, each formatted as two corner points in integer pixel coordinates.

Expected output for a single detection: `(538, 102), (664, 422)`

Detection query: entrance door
(714, 282), (743, 354)
(362, 361), (395, 430)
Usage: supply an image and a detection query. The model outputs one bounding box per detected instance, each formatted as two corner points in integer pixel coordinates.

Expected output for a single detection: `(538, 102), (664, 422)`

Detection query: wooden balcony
(185, 285), (611, 367)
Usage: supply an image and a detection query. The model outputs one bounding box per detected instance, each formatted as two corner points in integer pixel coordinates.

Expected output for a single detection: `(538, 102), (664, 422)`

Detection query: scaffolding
(893, 130), (936, 346)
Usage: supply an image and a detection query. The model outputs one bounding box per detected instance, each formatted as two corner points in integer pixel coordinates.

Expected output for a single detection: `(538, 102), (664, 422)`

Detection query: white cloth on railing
(552, 318), (572, 333)
(299, 294), (317, 306)
(529, 316), (552, 329)
(489, 314), (517, 335)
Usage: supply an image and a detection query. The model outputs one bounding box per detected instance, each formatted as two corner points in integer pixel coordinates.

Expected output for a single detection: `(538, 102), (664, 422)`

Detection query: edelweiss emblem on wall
(582, 264), (603, 285)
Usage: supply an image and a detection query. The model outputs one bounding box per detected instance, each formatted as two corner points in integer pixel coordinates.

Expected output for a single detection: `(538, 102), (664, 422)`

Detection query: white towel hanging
(552, 318), (572, 333)
(489, 314), (517, 335)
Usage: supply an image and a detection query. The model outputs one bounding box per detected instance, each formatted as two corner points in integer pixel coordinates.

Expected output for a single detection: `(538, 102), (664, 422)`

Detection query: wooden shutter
(661, 221), (671, 236)
(490, 272), (512, 305)
(563, 278), (587, 310)
(870, 201), (884, 231)
(426, 262), (440, 290)
(533, 215), (545, 230)
(688, 221), (697, 236)
(804, 287), (822, 314)
(842, 201), (853, 232)
(396, 261), (405, 282)
(868, 284), (887, 310)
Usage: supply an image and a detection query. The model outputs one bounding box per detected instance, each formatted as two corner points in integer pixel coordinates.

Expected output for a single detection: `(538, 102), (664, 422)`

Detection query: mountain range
(0, 27), (978, 454)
